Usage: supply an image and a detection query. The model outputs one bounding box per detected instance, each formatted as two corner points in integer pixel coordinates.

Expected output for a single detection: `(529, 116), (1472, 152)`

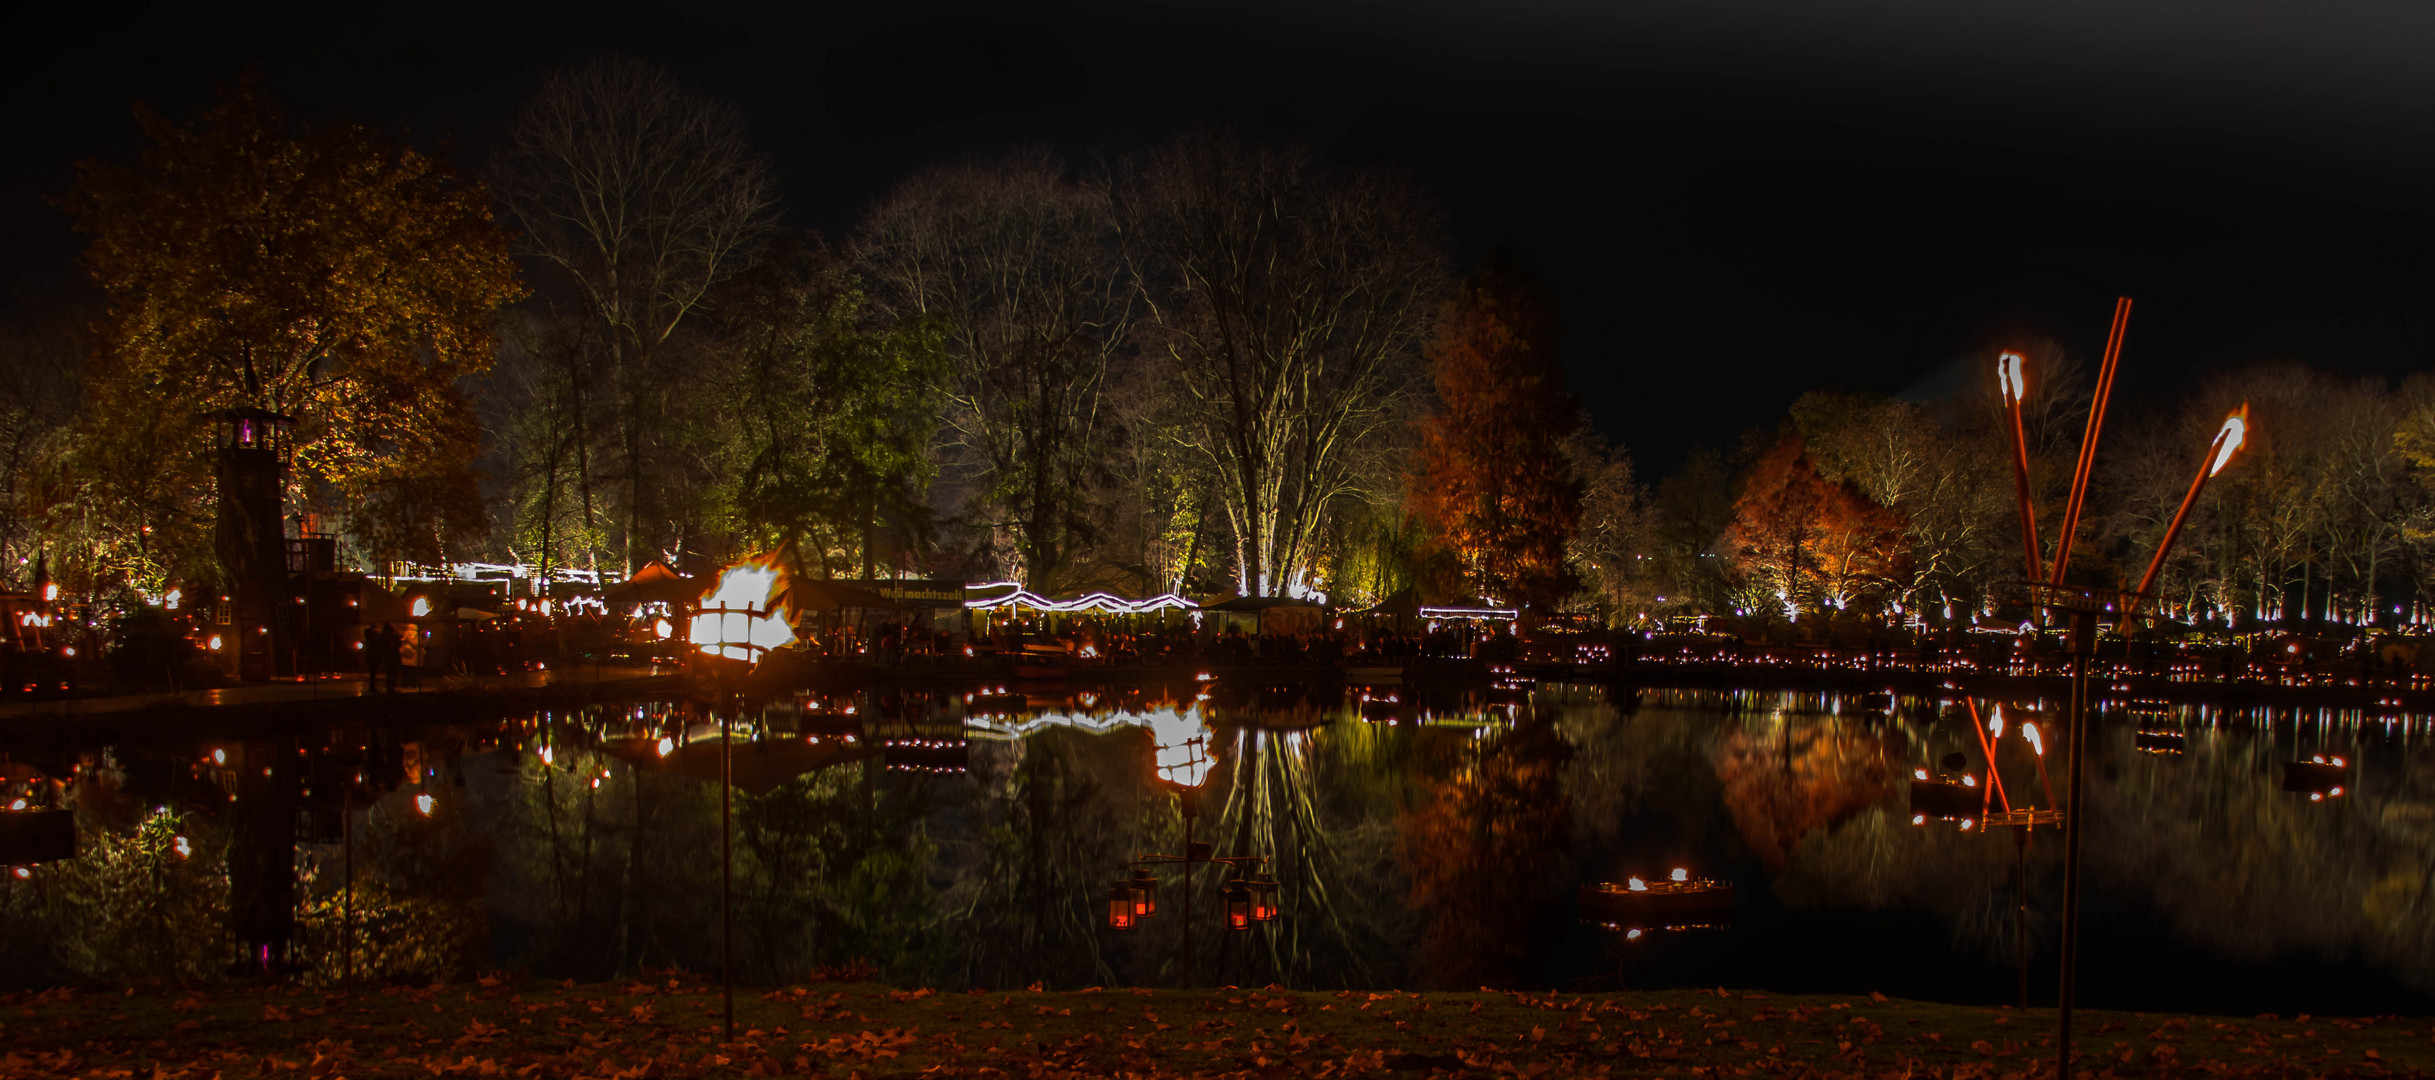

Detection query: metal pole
(2014, 825), (2029, 1010)
(2052, 298), (2130, 586)
(2057, 608), (2094, 1080)
(1180, 798), (1195, 990)
(343, 789), (353, 987)
(721, 703), (733, 1040)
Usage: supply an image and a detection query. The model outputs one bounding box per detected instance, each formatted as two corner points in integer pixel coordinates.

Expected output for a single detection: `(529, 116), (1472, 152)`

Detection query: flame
(690, 554), (796, 661)
(1670, 868), (1689, 882)
(1626, 877), (1648, 892)
(415, 794), (434, 816)
(2022, 722), (2044, 757)
(1997, 352), (2026, 401)
(410, 597), (431, 617)
(2209, 405), (2248, 476)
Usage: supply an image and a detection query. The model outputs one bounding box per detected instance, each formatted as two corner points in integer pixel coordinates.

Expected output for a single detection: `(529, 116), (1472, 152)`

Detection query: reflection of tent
(1203, 595), (1325, 635)
(603, 562), (697, 606)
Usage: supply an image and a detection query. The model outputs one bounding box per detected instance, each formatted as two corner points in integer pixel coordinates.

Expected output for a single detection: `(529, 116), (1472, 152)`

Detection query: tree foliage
(59, 80), (521, 587)
(1408, 251), (1582, 609)
(1721, 433), (1909, 615)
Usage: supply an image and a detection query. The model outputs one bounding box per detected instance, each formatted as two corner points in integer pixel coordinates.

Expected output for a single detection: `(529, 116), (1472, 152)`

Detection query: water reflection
(3, 684), (2433, 1012)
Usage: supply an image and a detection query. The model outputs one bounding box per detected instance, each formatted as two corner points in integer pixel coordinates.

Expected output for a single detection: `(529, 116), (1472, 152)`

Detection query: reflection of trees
(1712, 713), (1897, 871)
(936, 728), (1133, 988)
(1207, 723), (1422, 989)
(2, 804), (227, 983)
(1399, 716), (1573, 989)
(296, 788), (491, 984)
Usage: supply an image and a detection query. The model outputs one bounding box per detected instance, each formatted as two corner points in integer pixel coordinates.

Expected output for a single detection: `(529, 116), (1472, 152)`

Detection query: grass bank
(2, 976), (2427, 1078)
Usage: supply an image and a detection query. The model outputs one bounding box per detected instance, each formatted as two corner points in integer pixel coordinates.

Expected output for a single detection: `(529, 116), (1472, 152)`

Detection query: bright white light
(415, 794), (434, 816)
(2022, 723), (2044, 757)
(212, 748), (226, 765)
(172, 836), (191, 858)
(656, 736), (674, 756)
(164, 588), (181, 610)
(1997, 352), (2026, 401)
(1148, 706), (1213, 787)
(1669, 868), (1688, 882)
(410, 597), (432, 617)
(1989, 705), (2004, 740)
(691, 557), (795, 661)
(2210, 410), (2247, 476)
(1626, 928), (1644, 940)
(1626, 877), (1647, 892)
(207, 635), (224, 651)
(1912, 814), (1926, 826)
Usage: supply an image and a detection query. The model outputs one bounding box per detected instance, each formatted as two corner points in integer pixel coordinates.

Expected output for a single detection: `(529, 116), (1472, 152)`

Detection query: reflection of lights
(1913, 768), (1928, 780)
(164, 588), (181, 610)
(415, 794), (435, 816)
(2329, 786), (2344, 797)
(1149, 706), (1212, 787)
(7, 798), (22, 810)
(1626, 928), (1643, 940)
(656, 736), (674, 756)
(172, 836), (191, 858)
(1912, 814), (1926, 826)
(212, 748), (226, 765)
(1989, 705), (2004, 739)
(1962, 774), (1977, 788)
(1960, 818), (1975, 831)
(208, 635), (224, 651)
(654, 619), (672, 639)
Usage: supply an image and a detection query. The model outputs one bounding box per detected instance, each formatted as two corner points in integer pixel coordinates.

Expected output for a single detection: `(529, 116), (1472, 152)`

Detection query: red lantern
(1249, 874), (1278, 922)
(1223, 881), (1252, 931)
(1128, 869), (1158, 918)
(1106, 884), (1137, 930)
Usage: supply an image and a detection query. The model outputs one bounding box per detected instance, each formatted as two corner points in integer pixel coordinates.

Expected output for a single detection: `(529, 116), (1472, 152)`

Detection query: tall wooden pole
(2052, 298), (2131, 585)
(2000, 354), (2046, 583)
(720, 701), (734, 1040)
(2132, 414), (2243, 612)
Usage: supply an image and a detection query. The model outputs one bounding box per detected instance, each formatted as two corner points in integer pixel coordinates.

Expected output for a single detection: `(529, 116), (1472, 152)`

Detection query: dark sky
(10, 1), (2435, 475)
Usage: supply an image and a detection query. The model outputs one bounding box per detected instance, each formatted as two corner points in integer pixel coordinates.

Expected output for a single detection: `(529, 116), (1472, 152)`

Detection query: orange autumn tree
(1722, 433), (1908, 616)
(56, 80), (522, 590)
(1408, 249), (1582, 609)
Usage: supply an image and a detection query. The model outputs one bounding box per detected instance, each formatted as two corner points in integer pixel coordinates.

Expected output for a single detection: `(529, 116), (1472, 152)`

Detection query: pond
(3, 682), (2431, 1016)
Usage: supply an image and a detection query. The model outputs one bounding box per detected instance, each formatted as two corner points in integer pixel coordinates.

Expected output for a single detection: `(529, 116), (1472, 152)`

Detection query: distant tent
(1203, 595), (1325, 636)
(603, 562), (697, 606)
(784, 578), (908, 612)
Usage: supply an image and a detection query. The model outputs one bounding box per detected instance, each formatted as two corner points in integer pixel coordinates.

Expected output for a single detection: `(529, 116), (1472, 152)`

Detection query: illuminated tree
(492, 57), (778, 575)
(1409, 250), (1583, 609)
(857, 149), (1131, 588)
(1122, 132), (1445, 597)
(58, 80), (522, 588)
(1721, 433), (1908, 614)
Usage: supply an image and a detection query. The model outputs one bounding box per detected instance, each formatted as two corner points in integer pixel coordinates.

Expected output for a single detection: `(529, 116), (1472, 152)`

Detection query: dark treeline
(3, 58), (2429, 632)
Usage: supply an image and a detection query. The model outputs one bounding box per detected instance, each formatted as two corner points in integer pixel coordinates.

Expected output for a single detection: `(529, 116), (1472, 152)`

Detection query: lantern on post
(1107, 883), (1139, 930)
(1128, 868), (1159, 918)
(1222, 879), (1253, 931)
(1248, 874), (1279, 922)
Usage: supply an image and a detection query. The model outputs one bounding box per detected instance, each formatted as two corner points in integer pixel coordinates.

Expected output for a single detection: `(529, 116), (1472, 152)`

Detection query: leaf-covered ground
(2, 976), (2428, 1079)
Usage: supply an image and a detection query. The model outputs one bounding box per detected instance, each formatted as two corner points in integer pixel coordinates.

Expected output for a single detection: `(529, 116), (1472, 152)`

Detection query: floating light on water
(415, 794), (435, 816)
(1670, 868), (1688, 882)
(1626, 877), (1647, 892)
(657, 736), (674, 756)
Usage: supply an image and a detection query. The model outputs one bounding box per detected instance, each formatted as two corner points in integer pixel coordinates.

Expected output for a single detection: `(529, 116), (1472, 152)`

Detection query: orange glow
(690, 553), (796, 661)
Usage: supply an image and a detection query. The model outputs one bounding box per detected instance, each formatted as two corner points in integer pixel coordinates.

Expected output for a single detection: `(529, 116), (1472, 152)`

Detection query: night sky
(9, 1), (2435, 476)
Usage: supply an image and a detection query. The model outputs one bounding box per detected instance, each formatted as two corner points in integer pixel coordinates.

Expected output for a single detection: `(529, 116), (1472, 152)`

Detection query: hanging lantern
(1248, 874), (1279, 922)
(1223, 880), (1253, 931)
(1128, 869), (1158, 918)
(1106, 884), (1138, 930)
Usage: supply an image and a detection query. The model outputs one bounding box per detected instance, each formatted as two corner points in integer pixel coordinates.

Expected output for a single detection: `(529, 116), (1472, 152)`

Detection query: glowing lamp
(1223, 881), (1253, 931)
(1128, 869), (1158, 917)
(1248, 874), (1279, 922)
(1669, 868), (1688, 882)
(1106, 884), (1137, 930)
(415, 794), (435, 816)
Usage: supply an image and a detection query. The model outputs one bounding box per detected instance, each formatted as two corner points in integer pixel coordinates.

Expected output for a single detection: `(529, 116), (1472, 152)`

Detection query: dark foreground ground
(2, 976), (2429, 1079)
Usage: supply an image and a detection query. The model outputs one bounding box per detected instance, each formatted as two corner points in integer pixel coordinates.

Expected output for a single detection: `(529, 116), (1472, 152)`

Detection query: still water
(4, 683), (2431, 1015)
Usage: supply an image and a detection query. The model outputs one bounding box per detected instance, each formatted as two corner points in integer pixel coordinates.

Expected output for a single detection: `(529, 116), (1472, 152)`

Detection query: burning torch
(1997, 351), (2044, 582)
(2130, 404), (2248, 612)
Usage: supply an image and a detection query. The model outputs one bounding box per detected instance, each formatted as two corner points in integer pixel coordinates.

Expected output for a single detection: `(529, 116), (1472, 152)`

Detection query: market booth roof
(784, 578), (907, 612)
(602, 562), (696, 606)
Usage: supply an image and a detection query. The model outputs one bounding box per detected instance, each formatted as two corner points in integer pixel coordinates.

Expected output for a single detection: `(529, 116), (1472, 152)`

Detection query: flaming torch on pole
(2129, 404), (2248, 615)
(1997, 352), (2045, 582)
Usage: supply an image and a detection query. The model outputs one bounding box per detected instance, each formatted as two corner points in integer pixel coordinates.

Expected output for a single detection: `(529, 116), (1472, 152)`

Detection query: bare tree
(1119, 132), (1446, 597)
(491, 56), (777, 572)
(856, 149), (1132, 590)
